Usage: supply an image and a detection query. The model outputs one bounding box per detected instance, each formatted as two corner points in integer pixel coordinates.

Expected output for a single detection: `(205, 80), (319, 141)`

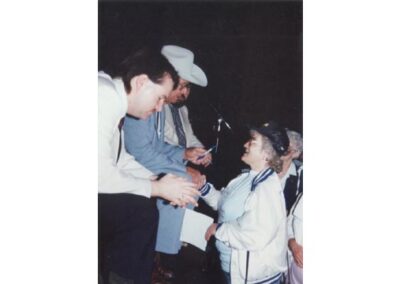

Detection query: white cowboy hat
(161, 45), (208, 87)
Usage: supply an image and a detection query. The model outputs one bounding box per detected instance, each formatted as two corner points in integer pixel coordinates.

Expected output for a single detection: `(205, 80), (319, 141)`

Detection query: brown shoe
(151, 269), (164, 284)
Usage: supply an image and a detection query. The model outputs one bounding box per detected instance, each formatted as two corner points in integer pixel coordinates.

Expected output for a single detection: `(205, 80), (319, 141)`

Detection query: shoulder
(98, 73), (118, 104)
(98, 74), (123, 119)
(223, 171), (249, 190)
(257, 172), (282, 193)
(124, 114), (155, 128)
(294, 159), (303, 169)
(180, 105), (189, 114)
(98, 72), (116, 91)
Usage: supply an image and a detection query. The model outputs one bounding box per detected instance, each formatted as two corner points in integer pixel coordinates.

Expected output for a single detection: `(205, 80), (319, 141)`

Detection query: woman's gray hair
(286, 130), (303, 157)
(250, 130), (283, 173)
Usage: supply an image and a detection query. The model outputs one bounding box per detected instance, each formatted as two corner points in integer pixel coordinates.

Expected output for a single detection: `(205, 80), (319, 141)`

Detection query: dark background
(99, 0), (302, 188)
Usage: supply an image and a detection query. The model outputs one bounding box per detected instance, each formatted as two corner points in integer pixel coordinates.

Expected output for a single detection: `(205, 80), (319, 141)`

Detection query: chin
(173, 101), (185, 108)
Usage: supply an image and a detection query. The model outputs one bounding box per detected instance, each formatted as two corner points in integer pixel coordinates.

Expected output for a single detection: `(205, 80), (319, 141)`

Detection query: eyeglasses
(178, 82), (191, 91)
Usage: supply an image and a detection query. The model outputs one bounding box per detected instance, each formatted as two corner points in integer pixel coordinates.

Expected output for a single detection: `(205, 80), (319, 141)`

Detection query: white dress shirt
(98, 72), (154, 197)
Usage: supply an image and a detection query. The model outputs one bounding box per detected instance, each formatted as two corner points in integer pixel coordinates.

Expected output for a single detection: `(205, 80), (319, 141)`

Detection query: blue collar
(251, 167), (274, 191)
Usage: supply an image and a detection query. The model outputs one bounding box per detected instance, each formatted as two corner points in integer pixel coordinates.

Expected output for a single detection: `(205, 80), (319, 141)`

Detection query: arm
(215, 178), (286, 251)
(199, 182), (221, 211)
(180, 106), (204, 148)
(186, 166), (206, 189)
(288, 194), (303, 267)
(288, 239), (303, 268)
(123, 113), (188, 178)
(98, 76), (152, 197)
(199, 172), (248, 211)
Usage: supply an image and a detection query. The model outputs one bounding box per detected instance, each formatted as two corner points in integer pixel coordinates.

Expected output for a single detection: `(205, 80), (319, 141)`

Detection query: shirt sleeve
(123, 114), (188, 178)
(287, 194), (303, 243)
(98, 76), (152, 197)
(199, 182), (221, 211)
(215, 178), (286, 251)
(180, 106), (204, 148)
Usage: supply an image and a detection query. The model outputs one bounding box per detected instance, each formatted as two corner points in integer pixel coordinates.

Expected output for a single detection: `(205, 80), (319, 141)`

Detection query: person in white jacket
(199, 121), (289, 284)
(287, 193), (303, 284)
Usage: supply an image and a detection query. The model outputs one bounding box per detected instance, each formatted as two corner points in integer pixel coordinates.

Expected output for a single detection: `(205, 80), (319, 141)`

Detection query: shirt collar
(112, 77), (128, 115)
(280, 161), (297, 188)
(288, 162), (297, 176)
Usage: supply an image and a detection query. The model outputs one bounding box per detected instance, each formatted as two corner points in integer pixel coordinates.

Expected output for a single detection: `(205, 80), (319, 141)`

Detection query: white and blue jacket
(200, 168), (287, 284)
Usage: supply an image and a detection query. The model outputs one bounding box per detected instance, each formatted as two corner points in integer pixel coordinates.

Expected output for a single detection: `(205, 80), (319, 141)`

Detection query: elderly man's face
(282, 140), (300, 161)
(165, 78), (191, 105)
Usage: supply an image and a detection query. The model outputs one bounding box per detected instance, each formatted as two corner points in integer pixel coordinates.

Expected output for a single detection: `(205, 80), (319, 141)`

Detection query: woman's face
(241, 132), (267, 167)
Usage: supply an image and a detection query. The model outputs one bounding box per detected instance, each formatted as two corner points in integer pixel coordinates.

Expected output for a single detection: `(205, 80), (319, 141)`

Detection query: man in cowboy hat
(161, 45), (211, 157)
(123, 45), (211, 282)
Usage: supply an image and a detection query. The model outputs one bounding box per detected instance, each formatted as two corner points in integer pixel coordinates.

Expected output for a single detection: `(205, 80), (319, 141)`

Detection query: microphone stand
(209, 103), (233, 154)
(215, 117), (223, 153)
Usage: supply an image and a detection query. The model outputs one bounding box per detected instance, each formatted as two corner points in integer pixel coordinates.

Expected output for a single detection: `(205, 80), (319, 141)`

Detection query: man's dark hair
(115, 47), (179, 93)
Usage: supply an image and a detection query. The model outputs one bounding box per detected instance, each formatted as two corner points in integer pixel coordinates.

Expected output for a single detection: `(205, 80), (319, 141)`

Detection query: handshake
(153, 146), (214, 208)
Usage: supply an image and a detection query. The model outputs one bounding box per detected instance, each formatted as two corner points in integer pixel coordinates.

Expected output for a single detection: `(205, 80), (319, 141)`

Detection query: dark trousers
(99, 193), (159, 284)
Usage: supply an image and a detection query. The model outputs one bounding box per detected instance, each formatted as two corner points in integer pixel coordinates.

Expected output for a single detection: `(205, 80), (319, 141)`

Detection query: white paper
(180, 209), (214, 251)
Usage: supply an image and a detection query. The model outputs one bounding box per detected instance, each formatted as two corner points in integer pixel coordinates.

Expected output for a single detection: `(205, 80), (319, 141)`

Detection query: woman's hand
(205, 223), (218, 241)
(288, 238), (303, 268)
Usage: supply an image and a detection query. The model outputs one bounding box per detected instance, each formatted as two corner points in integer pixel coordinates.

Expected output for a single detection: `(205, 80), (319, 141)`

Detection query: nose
(182, 86), (191, 97)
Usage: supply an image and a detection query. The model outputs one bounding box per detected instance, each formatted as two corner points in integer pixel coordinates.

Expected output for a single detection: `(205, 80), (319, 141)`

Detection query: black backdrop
(99, 0), (302, 187)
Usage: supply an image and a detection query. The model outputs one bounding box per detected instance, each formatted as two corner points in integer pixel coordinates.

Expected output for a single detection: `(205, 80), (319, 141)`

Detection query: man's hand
(186, 167), (206, 189)
(151, 173), (199, 207)
(288, 238), (303, 268)
(205, 223), (218, 241)
(197, 152), (212, 167)
(184, 147), (212, 166)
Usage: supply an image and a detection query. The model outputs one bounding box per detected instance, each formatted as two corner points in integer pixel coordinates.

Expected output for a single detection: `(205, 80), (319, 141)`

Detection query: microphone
(218, 115), (232, 131)
(209, 103), (233, 132)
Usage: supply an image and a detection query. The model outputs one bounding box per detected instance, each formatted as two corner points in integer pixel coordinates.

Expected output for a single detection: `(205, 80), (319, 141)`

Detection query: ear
(130, 74), (149, 92)
(261, 149), (269, 161)
(292, 150), (301, 159)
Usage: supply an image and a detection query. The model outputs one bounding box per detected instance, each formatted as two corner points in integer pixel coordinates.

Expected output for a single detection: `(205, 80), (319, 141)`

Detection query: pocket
(237, 251), (272, 281)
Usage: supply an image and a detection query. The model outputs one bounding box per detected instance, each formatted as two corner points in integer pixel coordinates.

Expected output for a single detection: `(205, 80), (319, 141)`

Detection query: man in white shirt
(98, 47), (199, 284)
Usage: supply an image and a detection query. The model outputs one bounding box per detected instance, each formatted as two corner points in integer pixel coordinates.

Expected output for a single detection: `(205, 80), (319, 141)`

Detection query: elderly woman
(199, 121), (289, 284)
